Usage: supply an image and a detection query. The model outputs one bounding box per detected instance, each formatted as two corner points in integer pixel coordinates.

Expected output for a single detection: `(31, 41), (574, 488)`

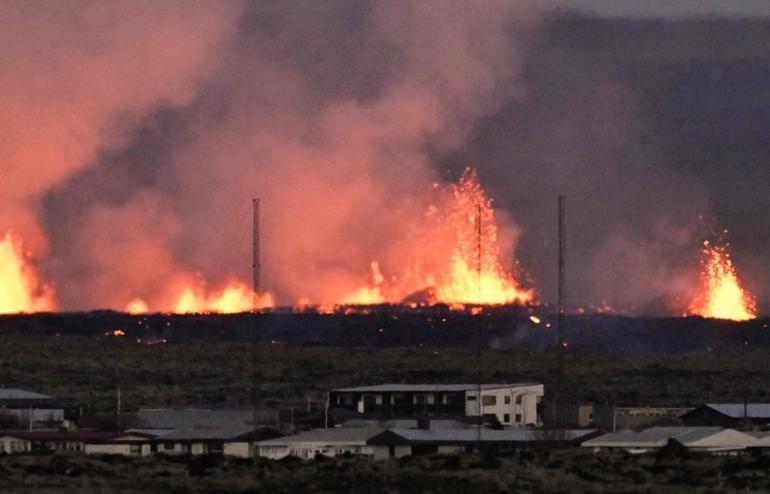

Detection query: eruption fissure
(688, 231), (757, 321)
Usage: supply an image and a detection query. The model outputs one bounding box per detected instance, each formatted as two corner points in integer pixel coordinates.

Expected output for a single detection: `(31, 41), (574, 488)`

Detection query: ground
(1, 449), (769, 493)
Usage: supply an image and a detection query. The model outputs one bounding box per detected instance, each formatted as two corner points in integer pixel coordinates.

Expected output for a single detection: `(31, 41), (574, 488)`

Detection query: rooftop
(0, 389), (54, 400)
(136, 408), (277, 429)
(332, 384), (541, 393)
(259, 427), (385, 446)
(702, 404), (770, 419)
(372, 428), (595, 444)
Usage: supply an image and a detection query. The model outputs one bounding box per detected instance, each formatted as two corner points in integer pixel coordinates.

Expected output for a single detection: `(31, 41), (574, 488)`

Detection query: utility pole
(476, 203), (483, 450)
(251, 198), (261, 454)
(558, 195), (566, 351)
(253, 198), (261, 314)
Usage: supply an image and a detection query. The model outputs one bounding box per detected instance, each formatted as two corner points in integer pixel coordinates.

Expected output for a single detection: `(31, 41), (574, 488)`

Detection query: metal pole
(476, 203), (483, 450)
(558, 195), (566, 349)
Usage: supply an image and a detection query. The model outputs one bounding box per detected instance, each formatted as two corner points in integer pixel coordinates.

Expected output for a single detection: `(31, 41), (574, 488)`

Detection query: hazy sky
(559, 0), (770, 18)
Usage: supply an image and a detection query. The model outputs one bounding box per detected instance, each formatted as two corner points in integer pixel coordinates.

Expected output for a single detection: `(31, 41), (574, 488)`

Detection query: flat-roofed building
(328, 383), (544, 427)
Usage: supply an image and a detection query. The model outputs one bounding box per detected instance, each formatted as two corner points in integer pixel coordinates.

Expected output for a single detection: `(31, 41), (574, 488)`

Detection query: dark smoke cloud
(18, 4), (770, 313)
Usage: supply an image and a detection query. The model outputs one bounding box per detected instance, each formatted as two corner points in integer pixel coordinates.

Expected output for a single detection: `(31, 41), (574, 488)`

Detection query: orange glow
(336, 167), (535, 307)
(434, 168), (534, 305)
(341, 261), (385, 305)
(125, 298), (149, 314)
(172, 280), (275, 314)
(104, 329), (126, 336)
(0, 233), (56, 314)
(688, 233), (756, 321)
(529, 315), (541, 324)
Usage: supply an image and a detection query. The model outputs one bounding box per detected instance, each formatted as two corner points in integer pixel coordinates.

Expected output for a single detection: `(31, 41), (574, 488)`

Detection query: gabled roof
(258, 427), (385, 446)
(155, 426), (257, 441)
(582, 427), (756, 449)
(136, 408), (277, 429)
(369, 428), (595, 445)
(0, 430), (154, 442)
(0, 389), (53, 400)
(332, 384), (541, 393)
(339, 419), (469, 429)
(698, 404), (770, 419)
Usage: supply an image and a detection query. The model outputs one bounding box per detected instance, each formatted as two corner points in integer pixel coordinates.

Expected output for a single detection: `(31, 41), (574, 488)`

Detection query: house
(149, 426), (282, 457)
(0, 389), (80, 429)
(582, 427), (757, 455)
(593, 405), (692, 430)
(0, 430), (154, 455)
(368, 427), (597, 458)
(257, 427), (389, 460)
(328, 384), (544, 426)
(681, 404), (770, 427)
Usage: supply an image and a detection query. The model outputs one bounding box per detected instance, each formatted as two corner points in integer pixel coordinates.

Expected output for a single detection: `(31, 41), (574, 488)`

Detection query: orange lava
(125, 298), (149, 314)
(0, 233), (56, 314)
(433, 168), (534, 305)
(337, 167), (535, 306)
(172, 280), (274, 314)
(688, 233), (756, 321)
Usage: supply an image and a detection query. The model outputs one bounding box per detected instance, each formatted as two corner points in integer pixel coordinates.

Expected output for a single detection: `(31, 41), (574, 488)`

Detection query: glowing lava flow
(172, 280), (274, 314)
(0, 233), (56, 313)
(688, 234), (756, 321)
(433, 168), (534, 305)
(339, 168), (535, 306)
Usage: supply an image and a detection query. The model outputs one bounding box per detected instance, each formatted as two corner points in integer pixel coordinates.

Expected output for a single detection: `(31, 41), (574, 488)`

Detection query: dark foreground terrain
(0, 329), (769, 416)
(1, 449), (769, 493)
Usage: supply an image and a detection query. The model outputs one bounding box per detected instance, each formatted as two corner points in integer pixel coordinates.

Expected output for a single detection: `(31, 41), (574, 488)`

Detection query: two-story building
(327, 383), (544, 427)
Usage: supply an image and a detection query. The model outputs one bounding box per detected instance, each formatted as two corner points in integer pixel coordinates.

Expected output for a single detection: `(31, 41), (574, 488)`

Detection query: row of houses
(5, 382), (770, 461)
(583, 426), (770, 455)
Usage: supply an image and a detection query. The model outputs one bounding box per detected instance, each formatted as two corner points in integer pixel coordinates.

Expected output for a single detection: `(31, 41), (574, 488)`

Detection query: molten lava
(172, 280), (274, 313)
(688, 233), (757, 321)
(0, 233), (56, 313)
(125, 298), (149, 314)
(338, 167), (535, 306)
(433, 168), (534, 305)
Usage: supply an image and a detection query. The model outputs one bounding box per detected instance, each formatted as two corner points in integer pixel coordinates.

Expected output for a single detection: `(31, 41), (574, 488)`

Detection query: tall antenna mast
(475, 202), (483, 449)
(252, 198), (261, 313)
(558, 195), (566, 349)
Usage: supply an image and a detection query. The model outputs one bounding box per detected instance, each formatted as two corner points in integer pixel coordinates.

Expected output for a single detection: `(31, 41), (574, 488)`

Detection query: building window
(466, 396), (476, 401)
(503, 414), (510, 423)
(515, 413), (522, 423)
(515, 395), (522, 405)
(482, 396), (496, 407)
(129, 444), (141, 454)
(504, 396), (511, 405)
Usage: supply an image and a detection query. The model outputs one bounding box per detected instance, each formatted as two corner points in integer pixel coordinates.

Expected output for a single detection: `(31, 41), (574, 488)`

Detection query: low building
(0, 430), (154, 455)
(257, 427), (388, 460)
(150, 427), (282, 458)
(328, 384), (544, 427)
(582, 427), (757, 455)
(0, 389), (80, 429)
(592, 405), (691, 430)
(681, 404), (770, 428)
(368, 427), (597, 457)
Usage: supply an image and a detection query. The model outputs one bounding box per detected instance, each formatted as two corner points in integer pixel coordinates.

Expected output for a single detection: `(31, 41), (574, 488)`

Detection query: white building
(582, 427), (758, 455)
(328, 383), (544, 427)
(257, 427), (389, 460)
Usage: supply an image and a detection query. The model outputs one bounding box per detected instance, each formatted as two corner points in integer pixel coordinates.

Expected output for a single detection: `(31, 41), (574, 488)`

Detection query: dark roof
(699, 404), (770, 419)
(332, 384), (541, 393)
(136, 408), (277, 429)
(0, 430), (154, 442)
(0, 389), (53, 400)
(368, 428), (596, 446)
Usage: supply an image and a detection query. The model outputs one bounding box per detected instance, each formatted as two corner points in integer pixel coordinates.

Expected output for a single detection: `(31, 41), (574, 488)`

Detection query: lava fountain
(341, 167), (535, 306)
(688, 231), (756, 321)
(0, 233), (56, 313)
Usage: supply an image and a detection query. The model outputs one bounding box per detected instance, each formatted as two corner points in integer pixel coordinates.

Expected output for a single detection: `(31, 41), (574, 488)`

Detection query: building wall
(464, 385), (544, 426)
(0, 436), (31, 454)
(84, 443), (151, 457)
(224, 441), (250, 458)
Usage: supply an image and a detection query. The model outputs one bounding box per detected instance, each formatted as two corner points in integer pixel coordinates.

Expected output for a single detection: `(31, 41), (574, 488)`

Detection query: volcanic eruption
(0, 233), (56, 314)
(688, 231), (757, 321)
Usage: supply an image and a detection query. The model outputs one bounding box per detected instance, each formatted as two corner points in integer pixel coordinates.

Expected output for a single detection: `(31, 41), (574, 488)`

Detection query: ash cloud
(12, 3), (770, 313)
